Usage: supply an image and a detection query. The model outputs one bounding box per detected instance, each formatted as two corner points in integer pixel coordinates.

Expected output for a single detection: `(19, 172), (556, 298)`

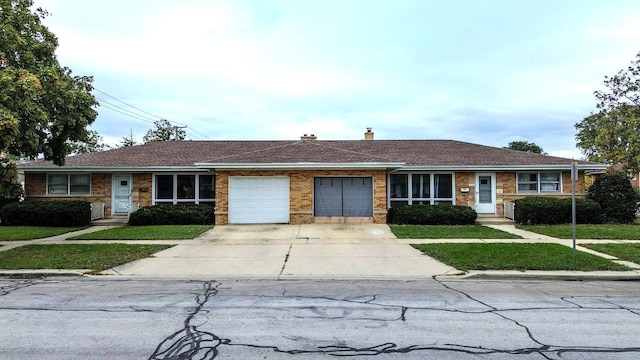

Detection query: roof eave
(195, 162), (406, 170)
(397, 164), (608, 171)
(19, 166), (210, 173)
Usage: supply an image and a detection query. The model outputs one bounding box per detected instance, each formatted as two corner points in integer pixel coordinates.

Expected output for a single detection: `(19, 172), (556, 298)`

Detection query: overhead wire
(93, 88), (211, 140)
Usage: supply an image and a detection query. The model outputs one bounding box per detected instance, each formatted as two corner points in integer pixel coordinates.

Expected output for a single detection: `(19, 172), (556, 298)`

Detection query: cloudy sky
(35, 0), (640, 158)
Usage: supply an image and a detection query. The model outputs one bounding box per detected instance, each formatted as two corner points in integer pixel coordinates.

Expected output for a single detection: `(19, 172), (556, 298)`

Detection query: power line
(94, 88), (165, 121)
(93, 88), (212, 140)
(96, 97), (157, 124)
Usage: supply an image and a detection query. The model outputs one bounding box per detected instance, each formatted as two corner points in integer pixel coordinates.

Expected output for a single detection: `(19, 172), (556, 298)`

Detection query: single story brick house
(18, 130), (606, 224)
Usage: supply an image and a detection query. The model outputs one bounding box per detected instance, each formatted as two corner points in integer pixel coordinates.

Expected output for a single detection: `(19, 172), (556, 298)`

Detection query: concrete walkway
(2, 223), (640, 280)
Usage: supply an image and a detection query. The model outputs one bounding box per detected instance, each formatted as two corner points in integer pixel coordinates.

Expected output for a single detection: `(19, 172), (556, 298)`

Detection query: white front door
(475, 173), (496, 214)
(113, 175), (131, 214)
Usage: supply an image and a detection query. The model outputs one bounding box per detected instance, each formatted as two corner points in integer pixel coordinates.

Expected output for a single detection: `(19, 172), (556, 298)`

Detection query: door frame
(475, 172), (496, 214)
(112, 174), (132, 215)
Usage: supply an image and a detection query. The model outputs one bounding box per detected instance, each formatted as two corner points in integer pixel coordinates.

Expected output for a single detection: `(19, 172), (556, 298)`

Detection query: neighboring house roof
(18, 139), (606, 172)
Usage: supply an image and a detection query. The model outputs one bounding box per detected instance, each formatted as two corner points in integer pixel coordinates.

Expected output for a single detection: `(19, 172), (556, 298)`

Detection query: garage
(228, 176), (290, 224)
(314, 177), (373, 217)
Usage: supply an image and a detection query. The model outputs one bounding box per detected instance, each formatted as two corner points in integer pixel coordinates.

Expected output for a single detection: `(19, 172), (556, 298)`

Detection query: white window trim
(46, 173), (91, 195)
(152, 173), (216, 205)
(388, 172), (456, 206)
(516, 171), (563, 194)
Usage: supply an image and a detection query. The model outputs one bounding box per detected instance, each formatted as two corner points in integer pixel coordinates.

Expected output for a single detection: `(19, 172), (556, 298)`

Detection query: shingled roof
(19, 139), (604, 170)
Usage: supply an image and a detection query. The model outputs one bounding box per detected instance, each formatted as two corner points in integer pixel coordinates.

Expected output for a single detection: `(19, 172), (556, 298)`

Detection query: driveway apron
(102, 224), (458, 278)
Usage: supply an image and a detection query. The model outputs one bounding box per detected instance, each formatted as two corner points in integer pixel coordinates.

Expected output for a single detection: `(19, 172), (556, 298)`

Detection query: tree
(586, 173), (638, 223)
(576, 51), (640, 172)
(118, 130), (138, 148)
(504, 141), (546, 154)
(0, 157), (23, 223)
(143, 119), (186, 143)
(0, 0), (98, 165)
(69, 130), (110, 154)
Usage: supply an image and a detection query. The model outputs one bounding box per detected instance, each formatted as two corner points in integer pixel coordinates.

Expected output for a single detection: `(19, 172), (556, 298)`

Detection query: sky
(33, 0), (640, 159)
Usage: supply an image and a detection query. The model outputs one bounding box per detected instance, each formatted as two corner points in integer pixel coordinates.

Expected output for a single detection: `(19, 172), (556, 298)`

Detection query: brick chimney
(300, 133), (317, 141)
(364, 127), (374, 140)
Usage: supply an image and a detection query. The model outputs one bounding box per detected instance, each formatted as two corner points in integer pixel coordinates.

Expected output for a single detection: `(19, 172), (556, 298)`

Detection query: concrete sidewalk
(2, 223), (640, 280)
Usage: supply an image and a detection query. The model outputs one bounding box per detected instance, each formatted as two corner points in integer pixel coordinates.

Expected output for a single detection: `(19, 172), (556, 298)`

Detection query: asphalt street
(1, 278), (640, 359)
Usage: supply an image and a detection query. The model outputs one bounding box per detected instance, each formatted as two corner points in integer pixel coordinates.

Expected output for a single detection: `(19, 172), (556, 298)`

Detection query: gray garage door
(314, 177), (373, 217)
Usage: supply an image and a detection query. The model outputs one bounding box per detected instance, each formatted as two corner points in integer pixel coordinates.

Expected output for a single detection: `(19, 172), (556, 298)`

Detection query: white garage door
(228, 176), (290, 224)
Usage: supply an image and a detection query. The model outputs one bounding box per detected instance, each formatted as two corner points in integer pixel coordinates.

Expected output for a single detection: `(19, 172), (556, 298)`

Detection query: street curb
(0, 270), (89, 279)
(436, 271), (640, 281)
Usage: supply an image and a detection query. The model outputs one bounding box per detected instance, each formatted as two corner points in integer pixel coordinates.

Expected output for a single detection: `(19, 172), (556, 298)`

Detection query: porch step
(475, 215), (515, 225)
(92, 216), (129, 226)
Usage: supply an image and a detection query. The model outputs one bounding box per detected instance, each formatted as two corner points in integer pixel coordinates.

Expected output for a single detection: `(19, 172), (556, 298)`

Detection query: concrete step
(92, 216), (129, 226)
(475, 215), (515, 225)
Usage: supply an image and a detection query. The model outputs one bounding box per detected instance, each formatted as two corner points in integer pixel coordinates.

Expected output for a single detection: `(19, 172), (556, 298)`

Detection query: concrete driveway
(102, 224), (459, 279)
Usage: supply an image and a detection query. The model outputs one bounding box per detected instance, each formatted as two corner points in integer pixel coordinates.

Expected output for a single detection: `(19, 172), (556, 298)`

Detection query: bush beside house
(0, 201), (91, 227)
(128, 204), (214, 226)
(387, 205), (477, 225)
(513, 197), (601, 225)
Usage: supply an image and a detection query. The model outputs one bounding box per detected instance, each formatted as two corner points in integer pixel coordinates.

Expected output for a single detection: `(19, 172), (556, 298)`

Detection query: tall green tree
(69, 130), (110, 154)
(504, 141), (546, 154)
(143, 119), (186, 143)
(576, 51), (640, 172)
(0, 0), (98, 165)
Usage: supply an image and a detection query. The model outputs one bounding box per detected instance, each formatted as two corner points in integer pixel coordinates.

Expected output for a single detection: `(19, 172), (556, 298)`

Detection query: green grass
(581, 243), (640, 264)
(390, 225), (522, 239)
(0, 244), (172, 271)
(0, 226), (88, 241)
(518, 224), (640, 239)
(68, 225), (213, 240)
(411, 243), (629, 271)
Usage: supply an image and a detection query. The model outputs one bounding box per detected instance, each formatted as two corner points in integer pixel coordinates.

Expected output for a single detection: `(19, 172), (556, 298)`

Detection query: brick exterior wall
(448, 171), (588, 216)
(24, 169), (590, 222)
(24, 172), (113, 214)
(132, 173), (153, 209)
(214, 169), (388, 225)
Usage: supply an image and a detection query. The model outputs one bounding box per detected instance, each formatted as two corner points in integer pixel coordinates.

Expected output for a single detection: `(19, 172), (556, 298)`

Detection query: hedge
(513, 197), (602, 225)
(0, 200), (91, 227)
(587, 174), (638, 224)
(128, 204), (214, 225)
(387, 204), (477, 225)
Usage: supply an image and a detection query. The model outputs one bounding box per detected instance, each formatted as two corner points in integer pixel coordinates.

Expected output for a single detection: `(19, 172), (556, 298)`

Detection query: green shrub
(387, 204), (477, 225)
(514, 197), (602, 225)
(514, 197), (565, 225)
(0, 197), (20, 225)
(560, 198), (602, 224)
(587, 173), (638, 224)
(128, 204), (214, 225)
(0, 200), (91, 227)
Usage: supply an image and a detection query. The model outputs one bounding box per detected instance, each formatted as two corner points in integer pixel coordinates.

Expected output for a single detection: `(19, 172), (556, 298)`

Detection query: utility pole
(170, 125), (187, 141)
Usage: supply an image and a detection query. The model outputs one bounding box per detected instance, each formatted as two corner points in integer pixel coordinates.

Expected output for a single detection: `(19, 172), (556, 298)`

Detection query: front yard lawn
(68, 225), (213, 240)
(0, 226), (88, 241)
(391, 225), (522, 239)
(518, 224), (640, 239)
(0, 244), (172, 272)
(411, 243), (629, 271)
(581, 243), (640, 264)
